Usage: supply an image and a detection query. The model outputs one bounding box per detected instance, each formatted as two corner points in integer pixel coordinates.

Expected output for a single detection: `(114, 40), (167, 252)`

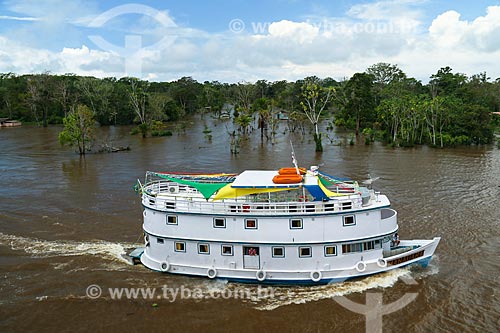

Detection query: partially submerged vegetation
(58, 104), (95, 155)
(1, 63), (499, 155)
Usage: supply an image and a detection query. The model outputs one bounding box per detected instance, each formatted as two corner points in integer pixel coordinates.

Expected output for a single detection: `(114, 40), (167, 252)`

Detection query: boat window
(244, 247), (259, 255)
(198, 243), (210, 254)
(175, 241), (186, 252)
(341, 201), (352, 210)
(290, 218), (303, 229)
(342, 243), (363, 253)
(305, 204), (315, 212)
(214, 218), (226, 228)
(272, 246), (285, 258)
(166, 215), (178, 225)
(165, 201), (175, 209)
(221, 245), (233, 256)
(362, 240), (383, 251)
(324, 245), (337, 256)
(245, 218), (258, 229)
(156, 238), (164, 244)
(364, 241), (375, 250)
(343, 215), (356, 226)
(299, 246), (312, 258)
(324, 203), (335, 211)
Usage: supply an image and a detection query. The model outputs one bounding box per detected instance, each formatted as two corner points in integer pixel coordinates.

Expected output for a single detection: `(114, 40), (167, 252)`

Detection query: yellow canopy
(317, 179), (351, 197)
(212, 183), (294, 201)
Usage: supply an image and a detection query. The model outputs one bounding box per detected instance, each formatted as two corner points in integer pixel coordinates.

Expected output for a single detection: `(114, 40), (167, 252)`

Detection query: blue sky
(1, 0), (500, 82)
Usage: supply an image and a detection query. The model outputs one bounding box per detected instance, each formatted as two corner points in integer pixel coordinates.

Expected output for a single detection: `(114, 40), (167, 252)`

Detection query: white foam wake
(194, 264), (440, 311)
(0, 232), (141, 266)
(249, 269), (413, 311)
(250, 260), (440, 311)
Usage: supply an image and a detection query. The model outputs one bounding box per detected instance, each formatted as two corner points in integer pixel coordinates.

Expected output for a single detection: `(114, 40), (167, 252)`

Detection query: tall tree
(201, 81), (225, 116)
(58, 104), (96, 155)
(300, 77), (333, 151)
(251, 97), (271, 139)
(429, 66), (467, 97)
(366, 63), (406, 85)
(126, 77), (149, 124)
(235, 82), (254, 113)
(76, 76), (115, 125)
(53, 74), (79, 118)
(170, 77), (202, 114)
(345, 73), (375, 136)
(26, 72), (53, 126)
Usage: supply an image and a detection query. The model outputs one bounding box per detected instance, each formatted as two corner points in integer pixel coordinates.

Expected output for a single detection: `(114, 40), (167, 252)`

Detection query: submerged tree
(300, 77), (332, 152)
(58, 104), (96, 155)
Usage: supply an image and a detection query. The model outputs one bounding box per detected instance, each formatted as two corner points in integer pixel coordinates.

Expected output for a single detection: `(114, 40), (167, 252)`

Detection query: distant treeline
(1, 63), (499, 147)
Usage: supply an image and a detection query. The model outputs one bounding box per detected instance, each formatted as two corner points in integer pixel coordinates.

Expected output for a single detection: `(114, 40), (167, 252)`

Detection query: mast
(290, 141), (300, 175)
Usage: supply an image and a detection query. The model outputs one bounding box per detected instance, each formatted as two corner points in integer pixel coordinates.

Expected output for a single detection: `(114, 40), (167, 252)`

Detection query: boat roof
(146, 169), (359, 201)
(231, 170), (301, 189)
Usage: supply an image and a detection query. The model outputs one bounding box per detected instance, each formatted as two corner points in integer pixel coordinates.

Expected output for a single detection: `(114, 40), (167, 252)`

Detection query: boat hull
(139, 237), (440, 285)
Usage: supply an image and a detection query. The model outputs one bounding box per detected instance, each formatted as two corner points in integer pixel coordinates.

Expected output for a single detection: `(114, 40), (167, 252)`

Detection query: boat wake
(0, 232), (140, 267)
(254, 263), (440, 311)
(190, 263), (440, 311)
(247, 269), (413, 311)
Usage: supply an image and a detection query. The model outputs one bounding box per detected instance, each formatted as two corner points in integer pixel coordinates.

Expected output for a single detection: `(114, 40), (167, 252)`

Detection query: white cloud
(0, 15), (39, 21)
(0, 37), (121, 76)
(429, 11), (468, 47)
(348, 0), (427, 20)
(268, 20), (319, 43)
(1, 1), (500, 82)
(4, 0), (98, 23)
(0, 36), (52, 73)
(429, 6), (500, 52)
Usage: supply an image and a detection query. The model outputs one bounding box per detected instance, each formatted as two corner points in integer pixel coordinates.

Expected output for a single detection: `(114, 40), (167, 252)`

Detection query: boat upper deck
(231, 170), (301, 188)
(139, 168), (389, 215)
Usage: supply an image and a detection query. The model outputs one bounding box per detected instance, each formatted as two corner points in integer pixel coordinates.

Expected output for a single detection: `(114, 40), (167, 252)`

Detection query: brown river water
(1, 115), (499, 332)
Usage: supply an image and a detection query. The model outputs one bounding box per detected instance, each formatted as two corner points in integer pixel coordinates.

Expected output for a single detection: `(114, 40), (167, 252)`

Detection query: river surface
(1, 115), (499, 332)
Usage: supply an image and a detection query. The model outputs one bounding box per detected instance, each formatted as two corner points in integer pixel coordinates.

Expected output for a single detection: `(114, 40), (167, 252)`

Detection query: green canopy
(156, 174), (229, 200)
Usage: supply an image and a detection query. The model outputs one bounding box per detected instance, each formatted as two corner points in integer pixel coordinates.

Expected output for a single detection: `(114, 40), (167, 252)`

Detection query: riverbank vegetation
(1, 64), (499, 151)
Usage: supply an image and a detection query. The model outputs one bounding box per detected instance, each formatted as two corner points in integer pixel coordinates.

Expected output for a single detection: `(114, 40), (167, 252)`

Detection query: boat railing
(142, 181), (364, 215)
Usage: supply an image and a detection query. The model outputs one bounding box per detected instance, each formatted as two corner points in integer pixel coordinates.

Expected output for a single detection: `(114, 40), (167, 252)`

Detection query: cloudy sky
(0, 0), (499, 82)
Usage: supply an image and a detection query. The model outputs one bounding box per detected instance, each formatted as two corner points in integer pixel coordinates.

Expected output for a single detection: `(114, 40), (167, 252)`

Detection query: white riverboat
(136, 165), (440, 284)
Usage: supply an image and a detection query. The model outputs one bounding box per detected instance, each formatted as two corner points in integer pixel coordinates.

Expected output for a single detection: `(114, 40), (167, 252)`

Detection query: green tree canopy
(58, 104), (96, 155)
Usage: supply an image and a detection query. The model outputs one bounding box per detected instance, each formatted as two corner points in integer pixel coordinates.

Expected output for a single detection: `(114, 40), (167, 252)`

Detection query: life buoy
(278, 167), (306, 175)
(310, 271), (322, 282)
(256, 270), (266, 281)
(355, 261), (366, 272)
(272, 174), (303, 184)
(207, 268), (217, 279)
(160, 262), (170, 272)
(377, 258), (387, 268)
